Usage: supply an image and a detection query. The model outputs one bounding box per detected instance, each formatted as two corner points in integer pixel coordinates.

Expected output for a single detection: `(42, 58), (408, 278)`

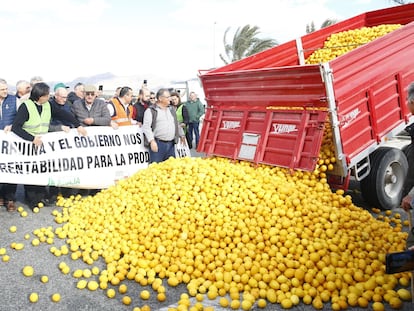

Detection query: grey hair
(0, 78), (7, 85)
(30, 76), (43, 86)
(156, 88), (169, 100)
(16, 80), (29, 88)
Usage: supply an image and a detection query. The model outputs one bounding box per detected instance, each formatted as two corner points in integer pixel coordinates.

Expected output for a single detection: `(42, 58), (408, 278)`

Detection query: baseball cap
(54, 83), (69, 91)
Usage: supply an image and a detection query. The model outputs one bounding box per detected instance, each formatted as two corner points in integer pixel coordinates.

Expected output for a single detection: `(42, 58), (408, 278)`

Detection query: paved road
(1, 147), (413, 311)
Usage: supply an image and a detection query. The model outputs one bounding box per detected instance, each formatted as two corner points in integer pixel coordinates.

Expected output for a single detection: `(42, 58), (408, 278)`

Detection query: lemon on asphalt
(22, 266), (34, 277)
(29, 292), (39, 303)
(51, 293), (61, 302)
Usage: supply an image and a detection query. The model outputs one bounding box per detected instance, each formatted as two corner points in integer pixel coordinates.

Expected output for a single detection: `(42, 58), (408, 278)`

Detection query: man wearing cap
(71, 85), (112, 127)
(54, 83), (69, 91)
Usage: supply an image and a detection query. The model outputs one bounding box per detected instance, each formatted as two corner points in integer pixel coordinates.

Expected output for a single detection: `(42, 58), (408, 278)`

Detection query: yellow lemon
(281, 298), (293, 309)
(41, 275), (49, 283)
(29, 292), (39, 303)
(122, 296), (132, 305)
(241, 299), (253, 310)
(22, 266), (34, 277)
(91, 266), (100, 275)
(397, 288), (411, 301)
(87, 281), (99, 291)
(107, 288), (116, 298)
(61, 266), (70, 275)
(389, 297), (402, 309)
(76, 280), (87, 289)
(119, 284), (128, 294)
(219, 297), (229, 308)
(257, 299), (267, 308)
(82, 269), (92, 278)
(72, 269), (83, 278)
(14, 243), (24, 250)
(51, 293), (61, 302)
(140, 290), (150, 300)
(372, 301), (385, 311)
(157, 292), (166, 302)
(230, 299), (241, 309)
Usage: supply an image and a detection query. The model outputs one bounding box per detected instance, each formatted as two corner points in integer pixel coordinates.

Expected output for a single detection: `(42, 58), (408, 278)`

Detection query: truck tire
(402, 143), (414, 197)
(360, 147), (408, 210)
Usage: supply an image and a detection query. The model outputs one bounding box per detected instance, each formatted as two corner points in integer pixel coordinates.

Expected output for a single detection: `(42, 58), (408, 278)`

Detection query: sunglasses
(150, 97), (155, 100)
(85, 92), (95, 96)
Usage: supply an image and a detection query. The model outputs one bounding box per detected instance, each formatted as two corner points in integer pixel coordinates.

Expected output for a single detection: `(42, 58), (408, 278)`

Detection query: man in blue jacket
(0, 78), (18, 211)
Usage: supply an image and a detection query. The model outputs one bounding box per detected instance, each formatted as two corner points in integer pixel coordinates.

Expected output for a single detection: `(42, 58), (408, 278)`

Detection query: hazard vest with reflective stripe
(111, 97), (133, 126)
(22, 99), (51, 135)
(176, 104), (184, 123)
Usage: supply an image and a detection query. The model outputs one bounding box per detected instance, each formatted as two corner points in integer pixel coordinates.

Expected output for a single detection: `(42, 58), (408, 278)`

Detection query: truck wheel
(402, 143), (414, 197)
(360, 147), (408, 210)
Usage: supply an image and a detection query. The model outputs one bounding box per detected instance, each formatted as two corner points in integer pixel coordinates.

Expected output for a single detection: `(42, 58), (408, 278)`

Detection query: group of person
(0, 77), (205, 212)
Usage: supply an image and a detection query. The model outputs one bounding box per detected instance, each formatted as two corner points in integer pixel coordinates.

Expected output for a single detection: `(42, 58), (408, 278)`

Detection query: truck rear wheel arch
(360, 147), (408, 210)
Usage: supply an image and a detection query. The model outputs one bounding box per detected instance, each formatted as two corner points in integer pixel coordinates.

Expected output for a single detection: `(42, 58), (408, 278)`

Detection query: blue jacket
(0, 94), (17, 129)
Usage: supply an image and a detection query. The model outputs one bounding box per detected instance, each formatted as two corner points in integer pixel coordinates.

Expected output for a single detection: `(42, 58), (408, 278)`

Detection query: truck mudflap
(198, 106), (328, 171)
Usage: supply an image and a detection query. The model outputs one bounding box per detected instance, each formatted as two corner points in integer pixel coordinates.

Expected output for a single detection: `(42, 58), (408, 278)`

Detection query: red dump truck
(198, 4), (414, 210)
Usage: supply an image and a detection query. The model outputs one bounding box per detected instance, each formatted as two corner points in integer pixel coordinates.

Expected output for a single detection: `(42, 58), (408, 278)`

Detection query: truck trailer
(197, 4), (414, 210)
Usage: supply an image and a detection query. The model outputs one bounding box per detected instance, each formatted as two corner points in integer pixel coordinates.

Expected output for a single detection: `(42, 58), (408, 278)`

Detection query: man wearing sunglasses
(71, 84), (112, 127)
(149, 92), (156, 105)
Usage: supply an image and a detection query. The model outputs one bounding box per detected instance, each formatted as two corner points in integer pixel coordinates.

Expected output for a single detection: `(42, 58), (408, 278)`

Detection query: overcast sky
(0, 0), (398, 85)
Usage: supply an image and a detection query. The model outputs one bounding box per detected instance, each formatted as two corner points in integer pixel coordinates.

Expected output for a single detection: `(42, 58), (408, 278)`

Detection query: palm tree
(219, 25), (277, 65)
(306, 21), (316, 33)
(306, 21), (316, 34)
(391, 0), (411, 4)
(306, 18), (339, 34)
(321, 18), (338, 28)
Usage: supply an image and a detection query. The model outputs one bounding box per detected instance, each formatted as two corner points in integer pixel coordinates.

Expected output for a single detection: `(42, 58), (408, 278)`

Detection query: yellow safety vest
(22, 99), (51, 135)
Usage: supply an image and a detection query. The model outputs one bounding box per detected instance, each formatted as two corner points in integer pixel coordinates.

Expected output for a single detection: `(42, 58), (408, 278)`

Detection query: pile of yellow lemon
(54, 155), (411, 310)
(305, 24), (401, 64)
(48, 22), (410, 311)
(305, 24), (402, 177)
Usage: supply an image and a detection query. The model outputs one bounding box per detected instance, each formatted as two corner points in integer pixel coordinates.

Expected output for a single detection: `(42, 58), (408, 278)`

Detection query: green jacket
(184, 98), (204, 123)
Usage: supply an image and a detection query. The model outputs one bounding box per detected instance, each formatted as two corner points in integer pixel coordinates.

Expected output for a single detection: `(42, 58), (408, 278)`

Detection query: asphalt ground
(1, 149), (414, 311)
